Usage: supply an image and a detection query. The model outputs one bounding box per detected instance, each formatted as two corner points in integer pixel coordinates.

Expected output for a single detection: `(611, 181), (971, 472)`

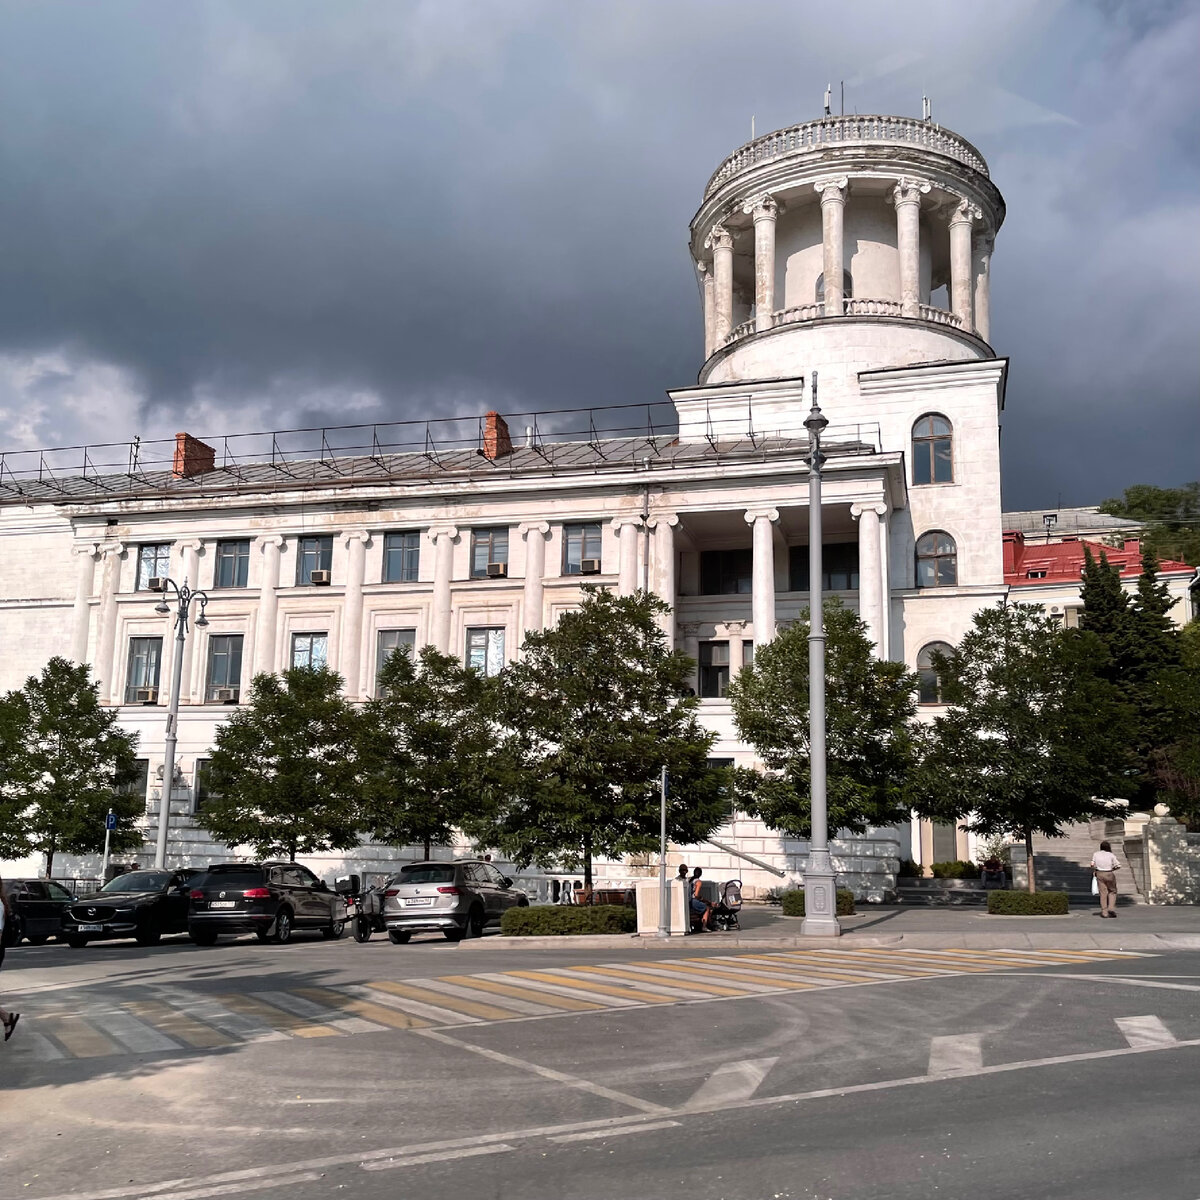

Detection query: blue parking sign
(105, 812), (117, 831)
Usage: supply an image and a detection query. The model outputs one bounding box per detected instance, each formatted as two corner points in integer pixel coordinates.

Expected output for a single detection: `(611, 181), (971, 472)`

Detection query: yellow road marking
(703, 956), (890, 984)
(217, 993), (340, 1038)
(124, 1000), (233, 1049)
(295, 988), (431, 1030)
(39, 1016), (120, 1058)
(438, 975), (606, 1012)
(785, 953), (953, 977)
(506, 970), (673, 1005)
(569, 964), (750, 997)
(367, 980), (520, 1021)
(649, 960), (810, 990)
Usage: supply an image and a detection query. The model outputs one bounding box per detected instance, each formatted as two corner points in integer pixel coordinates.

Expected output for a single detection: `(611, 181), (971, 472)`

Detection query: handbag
(1091, 875), (1099, 896)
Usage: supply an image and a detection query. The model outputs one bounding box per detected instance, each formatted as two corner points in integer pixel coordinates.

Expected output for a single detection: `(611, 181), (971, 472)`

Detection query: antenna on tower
(922, 94), (931, 122)
(751, 114), (755, 140)
(840, 80), (844, 116)
(823, 83), (832, 116)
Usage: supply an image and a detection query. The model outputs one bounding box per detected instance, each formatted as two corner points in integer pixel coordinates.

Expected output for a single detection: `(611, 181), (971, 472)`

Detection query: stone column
(94, 542), (125, 703)
(973, 231), (993, 343)
(70, 545), (100, 664)
(705, 224), (734, 346)
(678, 622), (701, 693)
(177, 539), (203, 702)
(721, 619), (747, 673)
(892, 177), (930, 318)
(649, 514), (679, 645)
(520, 521), (550, 637)
(339, 531), (371, 697)
(851, 503), (887, 656)
(745, 508), (779, 646)
(814, 177), (848, 317)
(429, 525), (458, 653)
(614, 517), (643, 597)
(698, 262), (716, 358)
(253, 535), (284, 675)
(949, 198), (981, 329)
(743, 194), (778, 332)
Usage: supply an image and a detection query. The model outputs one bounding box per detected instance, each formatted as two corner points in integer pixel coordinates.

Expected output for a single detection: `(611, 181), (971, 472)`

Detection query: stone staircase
(1010, 819), (1144, 905)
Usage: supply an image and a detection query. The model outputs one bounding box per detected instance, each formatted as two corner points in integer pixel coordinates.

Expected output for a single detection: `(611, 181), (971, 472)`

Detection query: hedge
(780, 889), (856, 917)
(501, 904), (637, 936)
(930, 860), (981, 880)
(987, 890), (1069, 916)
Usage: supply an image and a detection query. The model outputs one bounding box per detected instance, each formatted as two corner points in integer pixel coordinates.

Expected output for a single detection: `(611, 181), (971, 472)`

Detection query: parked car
(1, 879), (76, 945)
(187, 861), (348, 946)
(62, 868), (202, 948)
(381, 859), (528, 944)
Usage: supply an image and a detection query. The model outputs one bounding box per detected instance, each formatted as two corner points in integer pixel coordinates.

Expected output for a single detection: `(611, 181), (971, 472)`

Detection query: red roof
(1003, 533), (1194, 587)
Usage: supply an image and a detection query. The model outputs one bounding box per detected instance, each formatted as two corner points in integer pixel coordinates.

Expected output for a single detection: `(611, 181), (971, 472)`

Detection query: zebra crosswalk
(5, 947), (1146, 1064)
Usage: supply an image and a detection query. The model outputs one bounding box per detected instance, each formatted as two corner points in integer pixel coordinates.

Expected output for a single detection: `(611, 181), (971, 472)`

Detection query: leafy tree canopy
(728, 601), (921, 839)
(202, 667), (363, 861)
(0, 658), (142, 876)
(1099, 482), (1200, 566)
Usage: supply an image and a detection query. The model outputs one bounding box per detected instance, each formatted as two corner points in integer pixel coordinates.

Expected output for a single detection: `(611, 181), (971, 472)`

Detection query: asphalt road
(2, 931), (1199, 1200)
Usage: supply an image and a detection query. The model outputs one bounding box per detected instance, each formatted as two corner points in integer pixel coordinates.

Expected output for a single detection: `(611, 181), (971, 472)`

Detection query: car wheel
(321, 918), (345, 940)
(66, 935), (89, 949)
(135, 930), (162, 947)
(27, 934), (50, 945)
(443, 927), (463, 942)
(387, 930), (411, 945)
(273, 909), (294, 944)
(255, 929), (272, 943)
(466, 905), (485, 938)
(355, 917), (373, 943)
(189, 930), (219, 947)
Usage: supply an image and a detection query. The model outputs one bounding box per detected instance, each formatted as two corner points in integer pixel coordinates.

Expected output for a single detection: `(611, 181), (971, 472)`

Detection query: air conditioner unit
(135, 687), (158, 704)
(310, 569), (332, 585)
(579, 558), (601, 575)
(147, 576), (167, 592)
(486, 562), (508, 578)
(215, 687), (239, 704)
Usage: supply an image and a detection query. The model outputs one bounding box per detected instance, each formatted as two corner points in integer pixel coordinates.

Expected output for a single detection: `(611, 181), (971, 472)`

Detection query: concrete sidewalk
(471, 902), (1200, 952)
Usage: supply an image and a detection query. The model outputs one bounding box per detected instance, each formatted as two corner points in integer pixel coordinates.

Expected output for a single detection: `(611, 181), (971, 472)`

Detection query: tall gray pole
(657, 765), (670, 937)
(801, 372), (841, 937)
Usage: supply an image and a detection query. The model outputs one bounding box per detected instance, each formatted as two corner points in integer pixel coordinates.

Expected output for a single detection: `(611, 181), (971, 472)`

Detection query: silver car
(382, 860), (527, 944)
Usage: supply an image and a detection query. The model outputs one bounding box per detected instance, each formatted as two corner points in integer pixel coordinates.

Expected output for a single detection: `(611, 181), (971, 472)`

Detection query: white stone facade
(0, 114), (1014, 898)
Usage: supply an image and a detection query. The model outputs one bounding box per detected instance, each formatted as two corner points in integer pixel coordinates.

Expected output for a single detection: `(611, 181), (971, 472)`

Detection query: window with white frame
(382, 532), (421, 583)
(295, 536), (333, 585)
(136, 543), (171, 590)
(291, 632), (328, 670)
(465, 627), (505, 676)
(470, 528), (509, 578)
(698, 641), (731, 698)
(124, 637), (163, 703)
(376, 628), (416, 691)
(917, 641), (954, 705)
(912, 414), (954, 486)
(214, 540), (250, 588)
(205, 634), (244, 701)
(915, 531), (958, 588)
(563, 523), (602, 574)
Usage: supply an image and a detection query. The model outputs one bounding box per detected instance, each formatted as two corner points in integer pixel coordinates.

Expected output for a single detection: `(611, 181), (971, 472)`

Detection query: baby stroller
(709, 879), (743, 932)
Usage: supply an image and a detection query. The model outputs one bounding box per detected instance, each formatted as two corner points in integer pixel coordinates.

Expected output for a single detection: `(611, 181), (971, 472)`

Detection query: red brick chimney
(172, 432), (216, 479)
(1002, 530), (1023, 576)
(482, 411), (513, 460)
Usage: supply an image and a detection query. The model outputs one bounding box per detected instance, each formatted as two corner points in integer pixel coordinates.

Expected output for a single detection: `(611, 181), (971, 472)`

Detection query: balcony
(723, 298), (962, 347)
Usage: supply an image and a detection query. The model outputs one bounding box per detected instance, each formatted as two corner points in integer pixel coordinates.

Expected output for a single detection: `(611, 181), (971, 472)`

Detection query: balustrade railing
(704, 115), (989, 199)
(774, 302), (825, 326)
(844, 297), (903, 317)
(917, 303), (964, 328)
(724, 317), (756, 345)
(717, 297), (966, 350)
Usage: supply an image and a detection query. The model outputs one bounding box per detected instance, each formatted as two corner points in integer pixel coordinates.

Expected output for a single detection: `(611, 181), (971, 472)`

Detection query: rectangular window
(116, 758), (150, 800)
(699, 549), (753, 595)
(295, 535), (333, 586)
(136, 543), (171, 590)
(465, 627), (505, 677)
(698, 641), (731, 698)
(382, 531), (421, 583)
(291, 632), (328, 670)
(124, 637), (163, 703)
(789, 544), (860, 591)
(376, 628), (416, 691)
(471, 528), (509, 578)
(563, 523), (603, 574)
(194, 758), (218, 814)
(205, 634), (244, 701)
(214, 540), (250, 588)
(742, 641), (754, 669)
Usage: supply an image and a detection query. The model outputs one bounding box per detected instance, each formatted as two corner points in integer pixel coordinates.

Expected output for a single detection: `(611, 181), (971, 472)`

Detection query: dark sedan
(62, 868), (201, 948)
(2, 879), (76, 945)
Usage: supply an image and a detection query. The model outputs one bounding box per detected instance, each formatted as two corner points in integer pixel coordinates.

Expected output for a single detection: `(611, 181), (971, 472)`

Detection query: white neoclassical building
(0, 113), (1011, 895)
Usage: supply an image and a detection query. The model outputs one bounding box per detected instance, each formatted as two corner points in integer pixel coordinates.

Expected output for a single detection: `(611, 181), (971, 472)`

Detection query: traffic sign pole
(101, 808), (115, 881)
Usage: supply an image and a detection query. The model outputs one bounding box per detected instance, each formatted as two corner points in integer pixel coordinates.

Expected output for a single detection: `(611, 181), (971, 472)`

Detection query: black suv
(62, 869), (202, 947)
(2, 879), (76, 945)
(188, 862), (348, 946)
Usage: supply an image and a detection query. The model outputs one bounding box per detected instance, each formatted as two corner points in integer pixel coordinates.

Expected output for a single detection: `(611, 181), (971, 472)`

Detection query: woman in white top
(1091, 841), (1121, 918)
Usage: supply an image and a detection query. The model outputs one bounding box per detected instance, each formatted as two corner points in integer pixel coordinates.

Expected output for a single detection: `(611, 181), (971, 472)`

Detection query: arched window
(917, 642), (954, 705)
(912, 414), (953, 485)
(916, 531), (957, 588)
(815, 270), (853, 305)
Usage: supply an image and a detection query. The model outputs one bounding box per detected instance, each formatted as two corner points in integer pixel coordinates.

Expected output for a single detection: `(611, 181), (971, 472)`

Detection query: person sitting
(980, 857), (1007, 890)
(690, 867), (711, 932)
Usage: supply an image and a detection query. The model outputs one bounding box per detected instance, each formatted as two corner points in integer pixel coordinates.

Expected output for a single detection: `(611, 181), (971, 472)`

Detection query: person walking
(0, 876), (20, 1042)
(1091, 840), (1121, 918)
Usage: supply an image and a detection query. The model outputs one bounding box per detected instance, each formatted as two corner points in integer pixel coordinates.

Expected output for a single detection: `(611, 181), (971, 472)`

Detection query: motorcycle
(338, 875), (390, 943)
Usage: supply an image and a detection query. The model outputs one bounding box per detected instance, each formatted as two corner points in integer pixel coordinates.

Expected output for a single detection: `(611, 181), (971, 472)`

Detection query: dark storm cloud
(0, 0), (1195, 505)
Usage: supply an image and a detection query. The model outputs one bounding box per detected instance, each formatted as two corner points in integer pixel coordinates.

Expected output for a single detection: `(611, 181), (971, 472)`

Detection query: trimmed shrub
(501, 904), (637, 937)
(930, 860), (981, 880)
(896, 858), (921, 878)
(987, 890), (1069, 916)
(780, 889), (856, 917)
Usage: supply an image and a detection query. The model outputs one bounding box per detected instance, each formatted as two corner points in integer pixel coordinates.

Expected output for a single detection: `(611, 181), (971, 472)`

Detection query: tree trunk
(583, 831), (593, 889)
(45, 842), (55, 879)
(1024, 826), (1036, 893)
(423, 835), (432, 860)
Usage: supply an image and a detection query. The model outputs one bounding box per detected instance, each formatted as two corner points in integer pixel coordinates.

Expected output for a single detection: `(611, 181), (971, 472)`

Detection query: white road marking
(257, 990), (385, 1034)
(6, 1030), (65, 1061)
(1115, 1015), (1176, 1048)
(413, 1026), (670, 1115)
(549, 1120), (681, 1143)
(683, 1057), (779, 1109)
(348, 982), (480, 1025)
(410, 976), (561, 1016)
(616, 962), (787, 993)
(153, 988), (289, 1043)
(362, 1144), (516, 1171)
(95, 1008), (183, 1054)
(475, 970), (644, 1008)
(149, 1172), (323, 1200)
(1036, 973), (1200, 994)
(928, 1033), (984, 1075)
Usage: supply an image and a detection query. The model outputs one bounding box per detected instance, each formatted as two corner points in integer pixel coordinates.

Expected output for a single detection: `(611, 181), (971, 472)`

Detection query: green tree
(1098, 482), (1200, 566)
(1078, 545), (1132, 683)
(359, 645), (500, 859)
(914, 605), (1132, 891)
(483, 589), (725, 886)
(202, 667), (364, 861)
(728, 601), (922, 838)
(0, 658), (142, 876)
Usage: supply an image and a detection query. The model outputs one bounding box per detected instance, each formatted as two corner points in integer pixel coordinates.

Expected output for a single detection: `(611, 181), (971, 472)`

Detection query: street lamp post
(150, 577), (209, 869)
(801, 372), (841, 937)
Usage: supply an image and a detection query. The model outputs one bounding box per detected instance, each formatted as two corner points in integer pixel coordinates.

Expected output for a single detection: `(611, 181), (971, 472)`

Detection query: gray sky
(0, 0), (1196, 508)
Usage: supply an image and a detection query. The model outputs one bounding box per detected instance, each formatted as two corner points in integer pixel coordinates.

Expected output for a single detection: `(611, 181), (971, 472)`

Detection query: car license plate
(209, 901), (236, 909)
(78, 924), (104, 932)
(403, 897), (434, 906)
